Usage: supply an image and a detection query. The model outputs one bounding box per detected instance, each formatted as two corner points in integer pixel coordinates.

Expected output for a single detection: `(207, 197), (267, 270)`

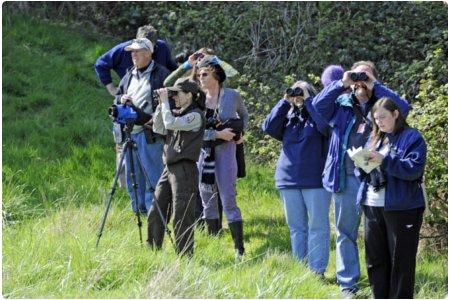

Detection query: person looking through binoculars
(114, 38), (170, 215)
(147, 78), (206, 256)
(312, 60), (410, 297)
(262, 80), (331, 277)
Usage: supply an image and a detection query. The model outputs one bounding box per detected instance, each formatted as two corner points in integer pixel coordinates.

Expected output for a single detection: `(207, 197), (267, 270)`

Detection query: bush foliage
(3, 2), (447, 248)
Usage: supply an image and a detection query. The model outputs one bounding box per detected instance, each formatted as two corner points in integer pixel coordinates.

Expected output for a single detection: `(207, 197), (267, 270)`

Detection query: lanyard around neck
(207, 88), (221, 111)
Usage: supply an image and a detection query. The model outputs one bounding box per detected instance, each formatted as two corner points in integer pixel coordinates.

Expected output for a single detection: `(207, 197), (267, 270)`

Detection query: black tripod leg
(96, 141), (129, 247)
(127, 141), (143, 244)
(134, 149), (176, 248)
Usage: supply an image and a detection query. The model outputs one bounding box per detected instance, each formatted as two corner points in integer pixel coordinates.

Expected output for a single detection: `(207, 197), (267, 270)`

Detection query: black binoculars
(153, 90), (178, 101)
(285, 87), (304, 97)
(349, 72), (369, 81)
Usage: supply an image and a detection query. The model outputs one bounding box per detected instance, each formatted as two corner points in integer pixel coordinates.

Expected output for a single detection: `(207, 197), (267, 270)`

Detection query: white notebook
(347, 146), (381, 173)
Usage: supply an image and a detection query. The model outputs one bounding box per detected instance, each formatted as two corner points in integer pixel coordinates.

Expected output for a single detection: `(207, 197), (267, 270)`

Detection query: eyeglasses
(198, 72), (209, 78)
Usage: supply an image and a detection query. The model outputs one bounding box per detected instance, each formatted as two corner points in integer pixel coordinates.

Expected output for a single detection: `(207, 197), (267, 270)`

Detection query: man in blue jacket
(95, 24), (177, 96)
(312, 61), (410, 297)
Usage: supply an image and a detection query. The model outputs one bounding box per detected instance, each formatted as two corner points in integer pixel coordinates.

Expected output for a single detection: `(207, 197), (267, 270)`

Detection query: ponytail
(193, 90), (206, 111)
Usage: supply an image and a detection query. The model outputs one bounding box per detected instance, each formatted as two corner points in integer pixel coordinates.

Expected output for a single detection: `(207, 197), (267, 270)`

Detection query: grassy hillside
(3, 14), (116, 222)
(2, 13), (448, 298)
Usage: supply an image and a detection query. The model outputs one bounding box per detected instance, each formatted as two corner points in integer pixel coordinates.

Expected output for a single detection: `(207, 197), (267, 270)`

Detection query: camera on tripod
(285, 87), (304, 97)
(349, 72), (369, 82)
(108, 103), (137, 124)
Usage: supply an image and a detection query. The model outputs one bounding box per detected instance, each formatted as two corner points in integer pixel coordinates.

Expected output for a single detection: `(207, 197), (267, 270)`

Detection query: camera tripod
(96, 121), (174, 248)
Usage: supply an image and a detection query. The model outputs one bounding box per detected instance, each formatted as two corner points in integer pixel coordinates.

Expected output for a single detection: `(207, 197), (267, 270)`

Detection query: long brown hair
(369, 97), (409, 149)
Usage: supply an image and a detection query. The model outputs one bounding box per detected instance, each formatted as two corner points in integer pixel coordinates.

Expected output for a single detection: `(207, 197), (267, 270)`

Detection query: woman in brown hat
(194, 55), (248, 257)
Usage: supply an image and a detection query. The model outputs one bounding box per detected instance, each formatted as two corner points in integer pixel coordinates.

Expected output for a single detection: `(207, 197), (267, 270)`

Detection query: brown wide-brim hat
(196, 56), (226, 83)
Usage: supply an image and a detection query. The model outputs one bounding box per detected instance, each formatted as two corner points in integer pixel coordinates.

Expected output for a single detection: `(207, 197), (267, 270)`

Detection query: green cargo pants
(147, 160), (198, 256)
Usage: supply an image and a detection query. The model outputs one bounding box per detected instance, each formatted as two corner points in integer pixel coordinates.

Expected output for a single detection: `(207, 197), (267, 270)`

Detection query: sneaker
(341, 288), (357, 299)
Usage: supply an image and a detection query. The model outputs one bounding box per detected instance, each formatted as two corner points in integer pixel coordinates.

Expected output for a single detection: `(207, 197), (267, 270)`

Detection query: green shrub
(408, 44), (448, 249)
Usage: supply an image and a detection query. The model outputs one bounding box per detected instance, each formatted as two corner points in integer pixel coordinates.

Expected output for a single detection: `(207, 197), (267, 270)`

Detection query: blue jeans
(333, 175), (362, 290)
(279, 188), (331, 274)
(125, 131), (164, 214)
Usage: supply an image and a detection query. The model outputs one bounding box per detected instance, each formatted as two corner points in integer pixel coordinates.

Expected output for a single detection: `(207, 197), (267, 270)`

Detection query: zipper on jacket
(338, 116), (356, 192)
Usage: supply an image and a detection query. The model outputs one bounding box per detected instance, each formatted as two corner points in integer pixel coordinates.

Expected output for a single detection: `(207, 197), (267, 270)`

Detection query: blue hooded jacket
(94, 39), (177, 86)
(312, 80), (410, 193)
(262, 97), (329, 189)
(356, 127), (427, 210)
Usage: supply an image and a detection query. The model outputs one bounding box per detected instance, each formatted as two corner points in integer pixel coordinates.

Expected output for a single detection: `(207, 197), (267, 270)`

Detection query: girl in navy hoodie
(262, 81), (331, 276)
(356, 97), (427, 298)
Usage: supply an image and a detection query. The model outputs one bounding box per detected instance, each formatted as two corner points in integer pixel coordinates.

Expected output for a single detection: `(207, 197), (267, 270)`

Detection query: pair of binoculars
(349, 72), (369, 81)
(285, 87), (304, 97)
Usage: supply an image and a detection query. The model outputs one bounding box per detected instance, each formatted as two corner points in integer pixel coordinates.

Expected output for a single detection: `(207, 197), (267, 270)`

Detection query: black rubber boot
(228, 221), (245, 256)
(205, 218), (220, 235)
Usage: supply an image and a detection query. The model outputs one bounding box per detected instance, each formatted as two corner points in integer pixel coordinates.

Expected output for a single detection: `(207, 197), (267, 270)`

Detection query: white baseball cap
(125, 38), (154, 53)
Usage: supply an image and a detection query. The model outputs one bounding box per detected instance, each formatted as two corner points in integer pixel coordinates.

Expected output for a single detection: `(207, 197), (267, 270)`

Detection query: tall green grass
(3, 13), (448, 298)
(3, 166), (448, 298)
